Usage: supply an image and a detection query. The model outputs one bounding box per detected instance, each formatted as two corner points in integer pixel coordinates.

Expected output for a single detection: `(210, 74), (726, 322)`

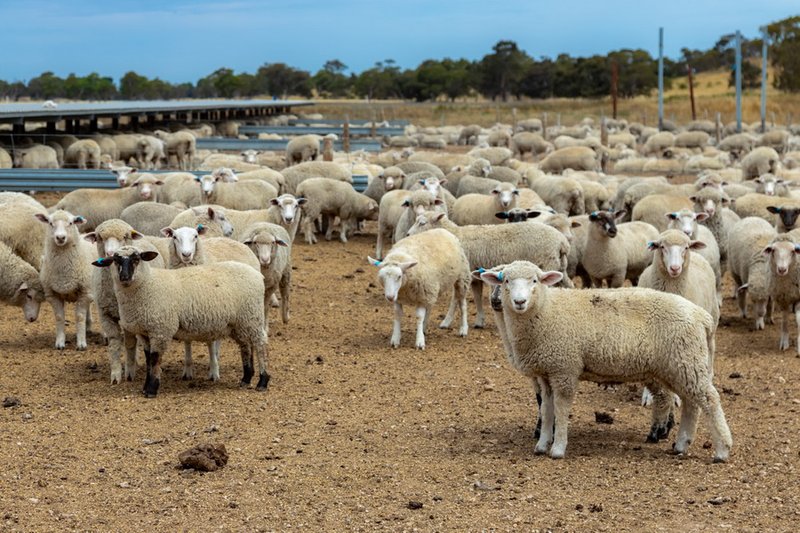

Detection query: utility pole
(658, 27), (664, 131)
(760, 26), (769, 132)
(735, 30), (743, 133)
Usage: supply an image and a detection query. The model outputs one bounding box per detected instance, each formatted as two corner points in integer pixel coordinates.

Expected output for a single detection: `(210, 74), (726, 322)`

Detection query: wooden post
(735, 30), (742, 133)
(542, 112), (548, 133)
(600, 115), (608, 147)
(512, 107), (518, 131)
(611, 61), (619, 120)
(343, 116), (351, 153)
(687, 65), (696, 121)
(658, 27), (664, 130)
(557, 113), (561, 128)
(715, 112), (722, 144)
(761, 26), (769, 133)
(771, 111), (776, 127)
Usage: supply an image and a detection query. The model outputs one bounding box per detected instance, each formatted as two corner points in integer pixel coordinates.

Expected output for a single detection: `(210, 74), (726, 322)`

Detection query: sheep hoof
(473, 323), (485, 330)
(256, 373), (270, 391)
(76, 343), (87, 351)
(142, 377), (160, 398)
(712, 455), (728, 464)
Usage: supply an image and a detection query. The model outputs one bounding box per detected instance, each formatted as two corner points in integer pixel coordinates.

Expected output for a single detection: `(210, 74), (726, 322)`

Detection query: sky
(0, 0), (797, 84)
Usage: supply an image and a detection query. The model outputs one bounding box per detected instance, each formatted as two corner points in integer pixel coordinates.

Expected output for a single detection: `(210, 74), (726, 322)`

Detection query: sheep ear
(689, 240), (707, 250)
(513, 189), (520, 196)
(766, 206), (781, 214)
(401, 200), (411, 207)
(736, 283), (749, 293)
(526, 210), (543, 219)
(196, 224), (207, 235)
(161, 227), (174, 238)
(73, 215), (86, 225)
(479, 271), (504, 286)
(666, 212), (678, 220)
(434, 212), (446, 222)
(695, 212), (710, 222)
(439, 178), (447, 186)
(614, 209), (627, 220)
(83, 232), (98, 243)
(433, 198), (444, 205)
(571, 220), (582, 228)
(399, 261), (417, 271)
(270, 198), (280, 206)
(297, 197), (307, 205)
(539, 271), (563, 286)
(275, 239), (288, 247)
(418, 179), (425, 185)
(762, 245), (774, 257)
(689, 195), (698, 203)
(130, 231), (144, 240)
(207, 207), (216, 218)
(495, 212), (510, 220)
(140, 251), (159, 262)
(92, 257), (114, 267)
(647, 241), (660, 250)
(194, 175), (202, 182)
(589, 211), (599, 221)
(154, 180), (164, 186)
(34, 213), (50, 224)
(367, 256), (381, 267)
(15, 282), (28, 295)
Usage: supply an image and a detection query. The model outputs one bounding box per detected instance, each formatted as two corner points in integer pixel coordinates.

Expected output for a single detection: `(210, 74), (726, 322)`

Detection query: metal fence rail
(288, 118), (409, 127)
(196, 137), (382, 152)
(239, 125), (405, 137)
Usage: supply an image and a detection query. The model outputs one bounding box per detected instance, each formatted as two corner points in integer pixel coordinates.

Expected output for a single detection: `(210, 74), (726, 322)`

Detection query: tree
(255, 63), (311, 98)
(27, 72), (64, 99)
(728, 60), (760, 89)
(476, 40), (531, 101)
(312, 59), (351, 97)
(768, 16), (800, 92)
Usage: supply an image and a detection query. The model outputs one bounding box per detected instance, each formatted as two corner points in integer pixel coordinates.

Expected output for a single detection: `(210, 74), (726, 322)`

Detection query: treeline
(1, 16), (799, 102)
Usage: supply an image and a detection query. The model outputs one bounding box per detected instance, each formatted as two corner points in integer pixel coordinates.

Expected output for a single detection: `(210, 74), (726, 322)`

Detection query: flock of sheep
(3, 110), (800, 463)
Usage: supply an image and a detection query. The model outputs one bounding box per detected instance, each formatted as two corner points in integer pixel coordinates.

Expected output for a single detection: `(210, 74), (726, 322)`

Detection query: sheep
(153, 130), (196, 170)
(608, 132), (636, 149)
(0, 241), (45, 323)
(666, 209), (723, 303)
(65, 139), (102, 169)
(752, 173), (791, 197)
(363, 166), (406, 203)
(468, 147), (513, 166)
(487, 130), (511, 148)
(195, 174), (277, 211)
(718, 133), (756, 155)
(741, 147), (780, 179)
(54, 174), (164, 231)
(528, 174), (585, 215)
(0, 147), (12, 168)
(690, 187), (738, 276)
(478, 261), (731, 462)
(35, 210), (95, 350)
(455, 175), (502, 197)
(0, 200), (48, 270)
(235, 168), (287, 194)
(265, 194), (306, 242)
(759, 129), (790, 153)
(280, 161), (352, 194)
(675, 131), (710, 150)
(408, 210), (571, 328)
(517, 118), (543, 132)
(393, 189), (447, 243)
(93, 134), (120, 162)
(395, 161), (445, 180)
(376, 190), (412, 260)
(510, 132), (552, 161)
(537, 146), (598, 173)
(84, 219), (165, 383)
(199, 154), (261, 172)
(367, 228), (470, 349)
(0, 191), (46, 209)
(240, 222), (292, 327)
(109, 165), (138, 187)
(295, 178), (379, 244)
(120, 202), (183, 237)
(733, 193), (800, 231)
(158, 171), (203, 206)
(13, 144), (58, 168)
(582, 209), (659, 287)
(763, 235), (800, 353)
(643, 131), (675, 155)
(92, 246), (269, 397)
(169, 205), (235, 238)
(286, 134), (321, 165)
(451, 183), (520, 226)
(458, 125), (482, 145)
(138, 135), (165, 169)
(631, 194), (694, 231)
(419, 135), (447, 149)
(407, 152), (473, 175)
(728, 217), (777, 329)
(638, 230), (720, 438)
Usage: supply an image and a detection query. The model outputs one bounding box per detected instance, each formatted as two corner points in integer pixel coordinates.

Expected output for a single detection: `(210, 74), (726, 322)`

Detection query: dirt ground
(2, 209), (800, 532)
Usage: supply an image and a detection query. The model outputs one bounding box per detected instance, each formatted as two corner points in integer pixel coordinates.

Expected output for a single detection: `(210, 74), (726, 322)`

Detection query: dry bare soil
(2, 221), (800, 532)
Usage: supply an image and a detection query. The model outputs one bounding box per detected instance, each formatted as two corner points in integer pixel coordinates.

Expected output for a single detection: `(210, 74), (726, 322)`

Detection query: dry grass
(307, 70), (800, 128)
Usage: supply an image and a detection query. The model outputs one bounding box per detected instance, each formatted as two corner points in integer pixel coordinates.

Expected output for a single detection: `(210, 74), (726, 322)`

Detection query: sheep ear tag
(92, 257), (114, 267)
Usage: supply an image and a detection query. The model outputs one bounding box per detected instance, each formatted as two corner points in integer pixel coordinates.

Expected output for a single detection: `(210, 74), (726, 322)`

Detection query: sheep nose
(607, 229), (617, 237)
(284, 216), (293, 222)
(778, 267), (788, 275)
(669, 266), (681, 275)
(55, 236), (66, 244)
(386, 295), (396, 303)
(513, 299), (526, 306)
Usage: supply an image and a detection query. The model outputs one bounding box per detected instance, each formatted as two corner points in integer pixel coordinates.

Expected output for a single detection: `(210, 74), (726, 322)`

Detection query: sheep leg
(208, 340), (221, 382)
(182, 342), (194, 380)
(610, 273), (625, 289)
(376, 229), (385, 260)
(767, 296), (775, 325)
(255, 340), (270, 391)
(440, 295), (456, 329)
(457, 285), (468, 338)
(531, 378), (543, 439)
(534, 378), (554, 455)
(74, 298), (90, 351)
(795, 307), (800, 355)
(754, 298), (767, 330)
(338, 218), (350, 243)
(49, 298), (66, 350)
(736, 286), (747, 318)
(701, 384), (733, 463)
(123, 330), (137, 381)
(270, 293), (280, 308)
(280, 273), (291, 324)
(302, 217), (317, 245)
(672, 400), (700, 456)
(101, 313), (123, 384)
(142, 338), (166, 398)
(415, 306), (427, 350)
(646, 384), (675, 443)
(472, 280), (485, 329)
(780, 308), (791, 350)
(389, 303), (403, 348)
(549, 379), (576, 459)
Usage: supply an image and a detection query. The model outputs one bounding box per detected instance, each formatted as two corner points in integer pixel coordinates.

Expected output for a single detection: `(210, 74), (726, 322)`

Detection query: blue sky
(0, 0), (796, 83)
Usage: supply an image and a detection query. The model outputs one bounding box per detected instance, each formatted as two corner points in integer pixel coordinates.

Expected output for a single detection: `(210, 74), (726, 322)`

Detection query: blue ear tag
(373, 260), (381, 266)
(198, 224), (204, 230)
(647, 241), (655, 247)
(497, 272), (504, 281)
(97, 258), (103, 262)
(477, 267), (486, 274)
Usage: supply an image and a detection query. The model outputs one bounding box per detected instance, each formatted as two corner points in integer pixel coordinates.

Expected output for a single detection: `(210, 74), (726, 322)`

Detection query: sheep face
(588, 210), (625, 238)
(368, 257), (417, 303)
(763, 241), (800, 277)
(479, 262), (563, 314)
(196, 175), (217, 198)
(162, 226), (203, 265)
(205, 207), (234, 238)
(419, 177), (444, 197)
(111, 166), (136, 187)
(647, 232), (706, 278)
(241, 150), (260, 163)
(407, 211), (446, 236)
(243, 231), (287, 267)
(133, 176), (163, 200)
(754, 174), (786, 196)
(666, 210), (709, 237)
(492, 185), (519, 209)
(35, 211), (85, 247)
(16, 281), (43, 322)
(381, 173), (404, 191)
(93, 247), (159, 287)
(766, 206), (800, 231)
(271, 195), (305, 224)
(211, 167), (238, 183)
(690, 192), (728, 218)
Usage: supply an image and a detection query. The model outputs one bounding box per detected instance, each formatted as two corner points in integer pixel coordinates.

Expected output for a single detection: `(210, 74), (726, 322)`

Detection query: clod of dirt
(707, 496), (730, 506)
(472, 481), (497, 491)
(589, 504), (603, 512)
(594, 411), (614, 424)
(2, 397), (21, 408)
(407, 501), (423, 510)
(178, 443), (229, 472)
(729, 371), (742, 379)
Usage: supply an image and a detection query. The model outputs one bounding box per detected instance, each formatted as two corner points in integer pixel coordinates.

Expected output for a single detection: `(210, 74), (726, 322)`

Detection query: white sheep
(265, 194), (306, 242)
(479, 261), (732, 462)
(537, 146), (598, 173)
(582, 210), (659, 287)
(295, 178), (378, 244)
(393, 189), (447, 243)
(13, 145), (59, 168)
(631, 194), (694, 231)
(0, 241), (45, 323)
(763, 235), (800, 353)
(169, 205), (235, 238)
(0, 200), (48, 270)
(367, 228), (470, 349)
(35, 210), (95, 350)
(195, 174), (277, 211)
(93, 246), (269, 397)
(120, 202), (184, 237)
(280, 161), (352, 194)
(733, 193), (800, 231)
(666, 209), (723, 303)
(240, 222), (292, 327)
(529, 174), (585, 215)
(54, 174), (164, 231)
(407, 210), (571, 328)
(728, 216), (777, 329)
(690, 187), (739, 277)
(84, 219), (165, 384)
(153, 130), (196, 170)
(741, 147), (780, 179)
(286, 134), (321, 165)
(451, 183), (519, 226)
(65, 139), (103, 169)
